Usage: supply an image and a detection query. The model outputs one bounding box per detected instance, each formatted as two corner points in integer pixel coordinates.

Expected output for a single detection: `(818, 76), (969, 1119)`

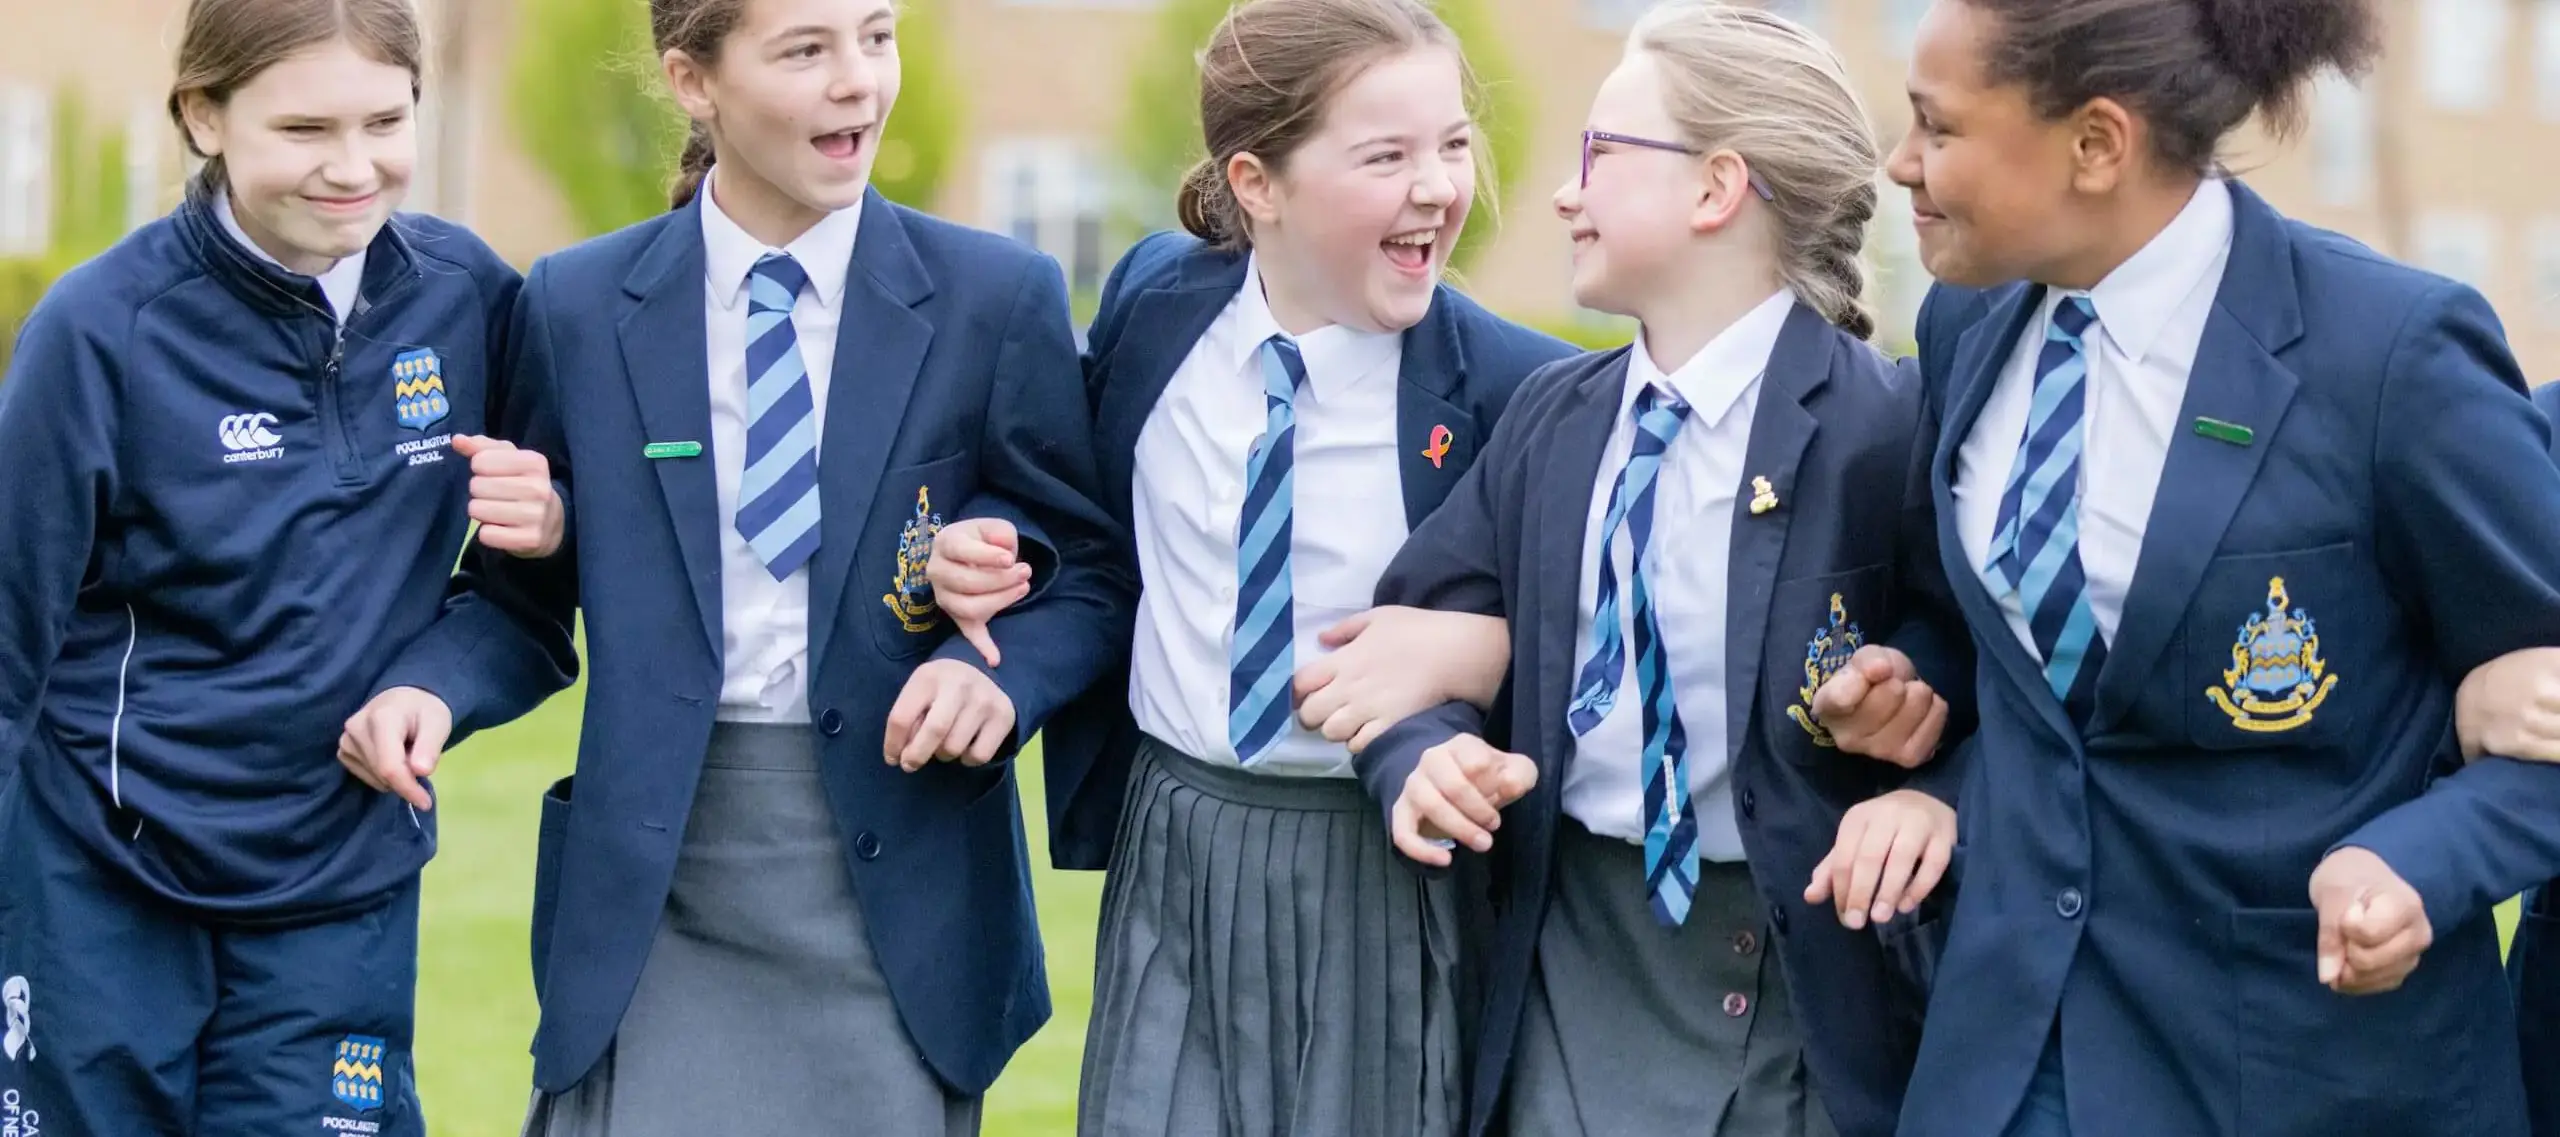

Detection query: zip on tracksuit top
(0, 192), (578, 924)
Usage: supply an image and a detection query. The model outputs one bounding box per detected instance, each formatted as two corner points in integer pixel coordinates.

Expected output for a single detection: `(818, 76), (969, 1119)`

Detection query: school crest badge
(2206, 575), (2338, 733)
(882, 485), (944, 633)
(1787, 593), (1863, 746)
(391, 349), (450, 431)
(330, 1035), (387, 1112)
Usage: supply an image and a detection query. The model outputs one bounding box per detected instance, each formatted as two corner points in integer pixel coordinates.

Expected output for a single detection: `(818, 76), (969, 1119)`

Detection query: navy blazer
(1355, 304), (1977, 1137)
(1901, 180), (2560, 1137)
(2519, 382), (2560, 1137)
(378, 188), (1134, 1095)
(1035, 230), (1576, 871)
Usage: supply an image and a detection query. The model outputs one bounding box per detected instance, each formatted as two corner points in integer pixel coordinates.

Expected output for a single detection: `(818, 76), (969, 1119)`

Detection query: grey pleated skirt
(1508, 819), (1834, 1137)
(1077, 737), (1462, 1137)
(521, 722), (978, 1137)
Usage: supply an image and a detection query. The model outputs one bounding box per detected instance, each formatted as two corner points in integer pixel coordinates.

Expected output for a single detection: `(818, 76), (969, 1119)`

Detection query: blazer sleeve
(0, 296), (121, 769)
(926, 254), (1138, 750)
(2336, 282), (2560, 931)
(1354, 379), (1546, 865)
(370, 261), (581, 740)
(1884, 355), (1979, 805)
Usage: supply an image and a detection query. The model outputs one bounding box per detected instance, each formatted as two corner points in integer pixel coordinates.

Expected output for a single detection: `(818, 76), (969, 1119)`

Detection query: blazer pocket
(867, 453), (974, 661)
(2181, 543), (2359, 751)
(2228, 907), (2474, 1137)
(529, 775), (573, 1004)
(1761, 562), (1892, 763)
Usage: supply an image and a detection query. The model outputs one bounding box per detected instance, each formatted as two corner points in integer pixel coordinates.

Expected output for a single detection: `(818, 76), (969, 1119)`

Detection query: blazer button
(1769, 904), (1790, 935)
(1739, 789), (1757, 819)
(1733, 930), (1759, 956)
(2055, 887), (2085, 919)
(1722, 992), (1750, 1018)
(853, 831), (882, 861)
(819, 709), (846, 737)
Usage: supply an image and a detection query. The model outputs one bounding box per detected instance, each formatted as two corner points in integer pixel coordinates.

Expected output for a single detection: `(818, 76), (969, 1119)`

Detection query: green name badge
(2193, 418), (2254, 447)
(643, 441), (703, 460)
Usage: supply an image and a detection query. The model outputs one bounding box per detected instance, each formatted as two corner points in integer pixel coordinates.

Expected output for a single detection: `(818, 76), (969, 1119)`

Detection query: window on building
(1762, 0), (1822, 27)
(2309, 74), (2372, 208)
(1888, 0), (1931, 55)
(980, 137), (1121, 297)
(0, 86), (51, 256)
(2421, 0), (2509, 112)
(2537, 0), (2560, 118)
(2413, 211), (2499, 288)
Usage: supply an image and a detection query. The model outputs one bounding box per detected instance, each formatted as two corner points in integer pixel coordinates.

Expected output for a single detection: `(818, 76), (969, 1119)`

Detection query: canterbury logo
(218, 412), (285, 464)
(219, 413), (282, 451)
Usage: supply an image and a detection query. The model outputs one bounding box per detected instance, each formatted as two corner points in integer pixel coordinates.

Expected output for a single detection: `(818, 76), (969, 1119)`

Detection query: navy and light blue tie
(1228, 335), (1307, 763)
(1984, 295), (2105, 722)
(736, 253), (822, 580)
(1566, 386), (1697, 925)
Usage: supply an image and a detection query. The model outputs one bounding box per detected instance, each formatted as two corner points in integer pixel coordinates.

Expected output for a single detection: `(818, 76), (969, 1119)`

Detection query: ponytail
(1174, 157), (1238, 248)
(1781, 185), (1878, 342)
(669, 121), (715, 210)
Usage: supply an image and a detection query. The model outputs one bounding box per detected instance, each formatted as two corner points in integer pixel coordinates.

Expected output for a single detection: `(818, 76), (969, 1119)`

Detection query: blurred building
(10, 0), (2560, 371)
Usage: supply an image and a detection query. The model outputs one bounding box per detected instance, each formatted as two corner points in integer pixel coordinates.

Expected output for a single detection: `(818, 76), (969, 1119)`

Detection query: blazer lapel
(1931, 283), (2081, 743)
(1395, 289), (1473, 529)
(807, 189), (936, 674)
(1093, 251), (1245, 518)
(616, 206), (723, 661)
(2089, 184), (2305, 732)
(1535, 354), (1635, 775)
(1722, 305), (1830, 764)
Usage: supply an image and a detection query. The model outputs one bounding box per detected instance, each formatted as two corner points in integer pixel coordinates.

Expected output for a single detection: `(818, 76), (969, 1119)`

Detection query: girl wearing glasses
(922, 0), (1572, 1132)
(1332, 2), (1977, 1133)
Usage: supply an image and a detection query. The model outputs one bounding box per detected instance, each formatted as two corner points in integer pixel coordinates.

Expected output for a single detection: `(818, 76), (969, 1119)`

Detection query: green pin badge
(2193, 417), (2253, 447)
(643, 441), (703, 459)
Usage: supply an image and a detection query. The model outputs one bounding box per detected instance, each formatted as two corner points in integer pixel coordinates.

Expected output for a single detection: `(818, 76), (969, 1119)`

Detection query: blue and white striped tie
(1984, 295), (2105, 723)
(1567, 386), (1696, 925)
(737, 253), (822, 580)
(1228, 335), (1306, 763)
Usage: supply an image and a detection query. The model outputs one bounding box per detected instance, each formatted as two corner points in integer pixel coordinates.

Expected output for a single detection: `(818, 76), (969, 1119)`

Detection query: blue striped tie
(737, 253), (822, 580)
(1567, 387), (1698, 926)
(1228, 335), (1306, 763)
(1984, 295), (2105, 722)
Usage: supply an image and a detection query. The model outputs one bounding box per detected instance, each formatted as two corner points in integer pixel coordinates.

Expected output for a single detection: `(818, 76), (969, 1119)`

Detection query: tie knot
(2052, 294), (2097, 340)
(1635, 382), (1690, 431)
(751, 253), (809, 309)
(1258, 335), (1307, 402)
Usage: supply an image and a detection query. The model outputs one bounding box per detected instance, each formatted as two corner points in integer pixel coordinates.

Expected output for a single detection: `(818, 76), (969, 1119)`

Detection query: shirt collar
(215, 189), (366, 323)
(1226, 253), (1401, 396)
(2074, 177), (2234, 364)
(1624, 288), (1793, 429)
(700, 167), (863, 312)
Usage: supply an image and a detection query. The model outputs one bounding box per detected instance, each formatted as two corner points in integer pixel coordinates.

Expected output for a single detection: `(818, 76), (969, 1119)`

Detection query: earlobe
(1688, 149), (1750, 235)
(2072, 97), (2136, 193)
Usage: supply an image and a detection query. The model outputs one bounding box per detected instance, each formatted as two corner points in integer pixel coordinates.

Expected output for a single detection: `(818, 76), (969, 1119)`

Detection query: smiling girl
(0, 0), (575, 1132)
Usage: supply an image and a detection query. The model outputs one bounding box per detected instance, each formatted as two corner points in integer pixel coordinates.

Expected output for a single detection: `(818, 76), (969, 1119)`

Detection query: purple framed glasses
(1581, 129), (1776, 200)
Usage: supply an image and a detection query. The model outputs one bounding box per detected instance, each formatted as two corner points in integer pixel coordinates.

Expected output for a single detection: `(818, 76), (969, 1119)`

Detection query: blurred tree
(49, 90), (130, 261)
(872, 0), (961, 209)
(509, 0), (682, 235)
(1116, 0), (1525, 273)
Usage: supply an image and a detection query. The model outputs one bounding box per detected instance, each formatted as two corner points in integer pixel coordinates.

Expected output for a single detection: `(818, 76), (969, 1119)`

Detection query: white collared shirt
(216, 191), (365, 325)
(698, 169), (862, 723)
(1563, 289), (1793, 859)
(1955, 179), (2234, 656)
(1127, 256), (1409, 777)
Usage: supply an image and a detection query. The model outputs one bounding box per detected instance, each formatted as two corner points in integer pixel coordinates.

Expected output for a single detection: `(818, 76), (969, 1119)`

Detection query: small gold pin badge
(1749, 475), (1778, 515)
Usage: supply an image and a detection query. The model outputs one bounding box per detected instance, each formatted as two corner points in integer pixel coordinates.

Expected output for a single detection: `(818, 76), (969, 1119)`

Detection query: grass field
(413, 679), (1102, 1135)
(414, 679), (2530, 1135)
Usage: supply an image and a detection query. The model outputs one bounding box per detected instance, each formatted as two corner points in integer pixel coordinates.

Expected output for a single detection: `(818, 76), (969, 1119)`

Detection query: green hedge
(0, 257), (64, 378)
